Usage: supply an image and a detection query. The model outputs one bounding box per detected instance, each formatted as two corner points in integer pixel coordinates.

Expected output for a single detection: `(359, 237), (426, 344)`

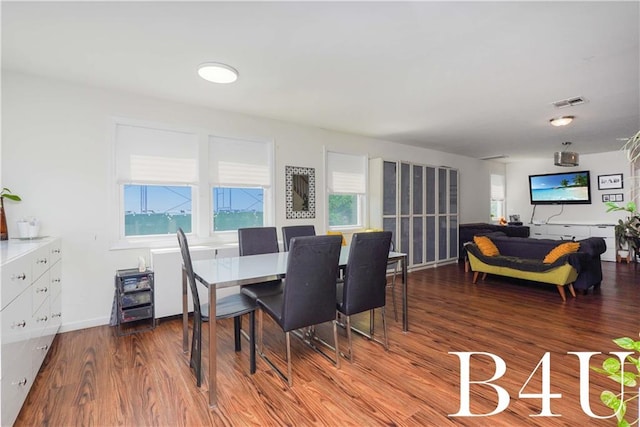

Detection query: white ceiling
(2, 1), (639, 162)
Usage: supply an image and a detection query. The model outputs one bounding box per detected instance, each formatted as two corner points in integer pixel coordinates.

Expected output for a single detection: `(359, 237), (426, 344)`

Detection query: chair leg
(556, 285), (567, 302)
(389, 267), (398, 322)
(568, 283), (577, 298)
(345, 315), (353, 361)
(332, 319), (340, 369)
(472, 271), (479, 283)
(190, 312), (202, 387)
(381, 307), (389, 351)
(233, 316), (242, 352)
(285, 332), (293, 387)
(257, 309), (264, 355)
(249, 311), (256, 374)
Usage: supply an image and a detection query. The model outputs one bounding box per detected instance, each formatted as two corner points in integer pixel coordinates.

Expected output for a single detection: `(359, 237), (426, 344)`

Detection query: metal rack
(114, 268), (155, 336)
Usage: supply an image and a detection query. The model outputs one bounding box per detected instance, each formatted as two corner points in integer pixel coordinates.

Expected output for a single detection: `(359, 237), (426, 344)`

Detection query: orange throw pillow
(543, 242), (580, 264)
(473, 235), (500, 257)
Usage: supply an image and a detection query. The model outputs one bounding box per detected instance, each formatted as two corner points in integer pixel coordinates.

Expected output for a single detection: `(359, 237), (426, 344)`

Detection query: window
(209, 136), (272, 233)
(115, 124), (198, 238)
(114, 121), (273, 243)
(490, 174), (505, 221)
(327, 151), (367, 228)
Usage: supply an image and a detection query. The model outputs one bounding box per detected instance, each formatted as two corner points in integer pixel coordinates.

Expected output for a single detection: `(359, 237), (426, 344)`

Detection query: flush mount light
(549, 116), (575, 127)
(197, 62), (238, 84)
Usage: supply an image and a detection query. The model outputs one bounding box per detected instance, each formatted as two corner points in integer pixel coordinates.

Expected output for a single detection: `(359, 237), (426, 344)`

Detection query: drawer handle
(52, 278), (61, 283)
(37, 315), (48, 323)
(12, 320), (26, 328)
(11, 273), (26, 281)
(36, 287), (48, 293)
(37, 344), (49, 351)
(12, 378), (27, 387)
(52, 312), (62, 318)
(37, 258), (48, 264)
(52, 249), (61, 254)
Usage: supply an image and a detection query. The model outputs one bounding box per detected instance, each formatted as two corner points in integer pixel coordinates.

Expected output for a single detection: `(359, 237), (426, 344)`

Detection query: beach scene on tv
(530, 172), (590, 202)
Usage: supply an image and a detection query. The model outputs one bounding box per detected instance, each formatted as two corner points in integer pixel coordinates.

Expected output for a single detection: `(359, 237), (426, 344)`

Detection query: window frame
(111, 118), (275, 248)
(325, 150), (368, 231)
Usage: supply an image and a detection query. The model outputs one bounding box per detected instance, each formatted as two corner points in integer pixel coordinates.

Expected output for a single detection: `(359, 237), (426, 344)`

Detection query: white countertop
(0, 237), (55, 266)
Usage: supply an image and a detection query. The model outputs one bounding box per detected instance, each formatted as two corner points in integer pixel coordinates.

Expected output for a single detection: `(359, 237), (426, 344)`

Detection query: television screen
(528, 170), (592, 205)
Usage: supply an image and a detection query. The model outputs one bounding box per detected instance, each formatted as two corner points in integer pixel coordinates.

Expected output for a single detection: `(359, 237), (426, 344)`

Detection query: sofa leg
(472, 271), (479, 283)
(481, 273), (487, 280)
(568, 283), (576, 298)
(464, 259), (470, 272)
(556, 285), (567, 302)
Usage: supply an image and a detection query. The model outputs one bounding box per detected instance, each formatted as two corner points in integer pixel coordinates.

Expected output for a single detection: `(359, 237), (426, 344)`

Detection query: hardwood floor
(16, 261), (639, 426)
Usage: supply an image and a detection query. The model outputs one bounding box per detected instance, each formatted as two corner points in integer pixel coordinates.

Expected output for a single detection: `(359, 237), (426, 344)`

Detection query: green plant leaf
(617, 419), (630, 427)
(603, 357), (622, 374)
(608, 371), (638, 387)
(613, 337), (637, 350)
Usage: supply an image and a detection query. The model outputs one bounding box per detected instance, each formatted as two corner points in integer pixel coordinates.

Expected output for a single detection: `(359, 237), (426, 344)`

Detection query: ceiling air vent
(552, 96), (587, 109)
(480, 155), (509, 161)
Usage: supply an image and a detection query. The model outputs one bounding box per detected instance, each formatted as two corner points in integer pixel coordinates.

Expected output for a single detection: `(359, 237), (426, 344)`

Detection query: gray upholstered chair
(281, 225), (316, 251)
(337, 231), (392, 361)
(237, 227), (284, 300)
(177, 228), (256, 386)
(256, 235), (342, 386)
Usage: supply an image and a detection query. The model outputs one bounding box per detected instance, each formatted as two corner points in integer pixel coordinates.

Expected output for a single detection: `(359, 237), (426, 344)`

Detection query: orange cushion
(473, 235), (500, 257)
(543, 242), (580, 264)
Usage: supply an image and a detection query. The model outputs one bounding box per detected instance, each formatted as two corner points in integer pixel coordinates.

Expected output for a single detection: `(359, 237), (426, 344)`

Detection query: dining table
(182, 245), (408, 408)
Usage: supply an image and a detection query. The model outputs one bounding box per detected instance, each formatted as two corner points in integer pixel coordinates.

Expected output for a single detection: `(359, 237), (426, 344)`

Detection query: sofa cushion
(543, 242), (580, 264)
(474, 235), (500, 256)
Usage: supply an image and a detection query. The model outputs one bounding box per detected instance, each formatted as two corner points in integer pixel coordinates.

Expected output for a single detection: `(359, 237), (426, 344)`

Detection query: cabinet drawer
(49, 261), (62, 299)
(1, 290), (32, 382)
(121, 291), (152, 308)
(546, 224), (590, 239)
(48, 239), (62, 265)
(32, 271), (50, 315)
(121, 305), (152, 323)
(591, 225), (614, 238)
(31, 246), (51, 281)
(1, 255), (32, 310)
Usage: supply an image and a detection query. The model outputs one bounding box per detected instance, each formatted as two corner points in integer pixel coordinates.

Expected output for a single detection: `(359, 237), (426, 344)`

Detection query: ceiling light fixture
(549, 116), (575, 127)
(197, 62), (238, 84)
(554, 141), (579, 167)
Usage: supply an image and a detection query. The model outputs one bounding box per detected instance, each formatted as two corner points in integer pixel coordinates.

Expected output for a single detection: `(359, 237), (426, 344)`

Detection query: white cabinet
(0, 238), (61, 426)
(529, 223), (615, 262)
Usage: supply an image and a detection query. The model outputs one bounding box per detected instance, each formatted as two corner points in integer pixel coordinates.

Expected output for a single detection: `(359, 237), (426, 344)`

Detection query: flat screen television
(528, 170), (592, 205)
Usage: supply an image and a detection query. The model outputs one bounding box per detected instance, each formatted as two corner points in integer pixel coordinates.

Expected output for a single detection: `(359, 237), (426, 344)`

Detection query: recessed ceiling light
(549, 116), (574, 127)
(197, 62), (238, 84)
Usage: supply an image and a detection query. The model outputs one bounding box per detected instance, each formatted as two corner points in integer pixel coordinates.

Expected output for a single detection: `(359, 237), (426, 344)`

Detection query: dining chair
(256, 235), (342, 386)
(337, 231), (392, 362)
(281, 225), (316, 251)
(237, 227), (284, 300)
(177, 228), (257, 387)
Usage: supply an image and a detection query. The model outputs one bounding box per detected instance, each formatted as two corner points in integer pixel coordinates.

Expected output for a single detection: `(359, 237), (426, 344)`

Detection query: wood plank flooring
(16, 261), (639, 426)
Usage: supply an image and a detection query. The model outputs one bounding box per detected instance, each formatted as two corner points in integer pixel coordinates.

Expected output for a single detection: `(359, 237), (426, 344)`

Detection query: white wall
(506, 150), (631, 225)
(2, 71), (496, 331)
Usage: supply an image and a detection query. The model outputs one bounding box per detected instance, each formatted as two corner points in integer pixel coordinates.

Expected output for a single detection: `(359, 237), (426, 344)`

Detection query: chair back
(281, 225), (316, 251)
(281, 235), (342, 331)
(177, 228), (202, 319)
(238, 227), (279, 256)
(340, 231), (393, 315)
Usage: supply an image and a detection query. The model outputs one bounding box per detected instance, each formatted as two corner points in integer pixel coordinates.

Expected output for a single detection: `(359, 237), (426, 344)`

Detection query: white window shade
(327, 152), (366, 194)
(490, 174), (505, 200)
(116, 124), (198, 184)
(209, 136), (271, 186)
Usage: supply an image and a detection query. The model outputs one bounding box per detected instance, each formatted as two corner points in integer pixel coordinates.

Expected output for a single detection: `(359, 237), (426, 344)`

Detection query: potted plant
(0, 187), (22, 240)
(605, 201), (640, 257)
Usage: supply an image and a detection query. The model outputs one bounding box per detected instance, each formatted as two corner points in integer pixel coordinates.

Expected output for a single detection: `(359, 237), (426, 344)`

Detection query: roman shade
(327, 152), (366, 194)
(209, 136), (271, 186)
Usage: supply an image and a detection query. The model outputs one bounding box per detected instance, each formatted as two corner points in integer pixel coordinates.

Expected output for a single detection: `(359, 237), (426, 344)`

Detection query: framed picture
(598, 173), (623, 190)
(285, 166), (316, 219)
(613, 193), (624, 202)
(602, 194), (610, 202)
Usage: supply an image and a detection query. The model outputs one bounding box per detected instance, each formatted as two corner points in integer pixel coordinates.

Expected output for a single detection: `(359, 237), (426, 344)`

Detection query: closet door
(382, 161), (398, 246)
(425, 166), (437, 263)
(412, 165), (425, 266)
(399, 162), (411, 256)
